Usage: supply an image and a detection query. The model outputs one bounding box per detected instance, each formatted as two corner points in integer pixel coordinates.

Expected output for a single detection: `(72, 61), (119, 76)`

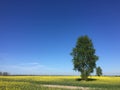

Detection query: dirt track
(42, 84), (90, 90)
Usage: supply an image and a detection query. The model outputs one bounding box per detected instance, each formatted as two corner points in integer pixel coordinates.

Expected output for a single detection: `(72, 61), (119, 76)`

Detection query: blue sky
(0, 0), (120, 75)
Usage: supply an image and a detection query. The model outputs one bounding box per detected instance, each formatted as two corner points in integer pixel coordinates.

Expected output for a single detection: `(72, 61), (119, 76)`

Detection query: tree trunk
(81, 71), (88, 81)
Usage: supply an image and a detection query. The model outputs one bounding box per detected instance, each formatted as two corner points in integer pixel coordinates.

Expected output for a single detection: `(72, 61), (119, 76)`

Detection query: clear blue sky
(0, 0), (120, 75)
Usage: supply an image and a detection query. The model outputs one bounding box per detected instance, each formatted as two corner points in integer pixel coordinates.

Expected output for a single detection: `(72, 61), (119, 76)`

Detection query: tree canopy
(71, 35), (98, 80)
(96, 66), (102, 76)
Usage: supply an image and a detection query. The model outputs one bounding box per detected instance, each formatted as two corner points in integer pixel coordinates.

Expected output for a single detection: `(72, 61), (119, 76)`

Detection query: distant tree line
(0, 72), (10, 76)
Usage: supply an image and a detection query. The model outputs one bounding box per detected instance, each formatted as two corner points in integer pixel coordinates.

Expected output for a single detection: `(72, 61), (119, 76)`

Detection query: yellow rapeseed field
(0, 76), (120, 90)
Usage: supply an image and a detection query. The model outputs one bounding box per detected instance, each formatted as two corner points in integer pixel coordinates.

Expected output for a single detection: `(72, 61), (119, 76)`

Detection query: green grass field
(0, 76), (120, 90)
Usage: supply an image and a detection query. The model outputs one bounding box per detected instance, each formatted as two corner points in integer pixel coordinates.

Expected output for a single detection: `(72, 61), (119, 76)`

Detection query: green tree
(71, 35), (98, 80)
(96, 66), (102, 76)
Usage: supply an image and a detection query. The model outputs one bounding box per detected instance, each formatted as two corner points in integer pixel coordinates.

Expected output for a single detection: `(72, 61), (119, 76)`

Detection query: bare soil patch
(42, 84), (90, 90)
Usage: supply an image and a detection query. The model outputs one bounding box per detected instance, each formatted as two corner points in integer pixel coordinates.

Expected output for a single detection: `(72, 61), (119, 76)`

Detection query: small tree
(71, 35), (98, 80)
(96, 66), (102, 76)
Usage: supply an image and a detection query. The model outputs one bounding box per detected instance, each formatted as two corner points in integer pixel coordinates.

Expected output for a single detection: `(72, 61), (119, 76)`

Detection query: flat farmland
(0, 76), (120, 90)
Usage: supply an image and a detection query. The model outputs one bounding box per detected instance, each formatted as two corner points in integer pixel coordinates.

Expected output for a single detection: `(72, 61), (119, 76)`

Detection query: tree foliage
(71, 35), (98, 80)
(96, 66), (102, 76)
